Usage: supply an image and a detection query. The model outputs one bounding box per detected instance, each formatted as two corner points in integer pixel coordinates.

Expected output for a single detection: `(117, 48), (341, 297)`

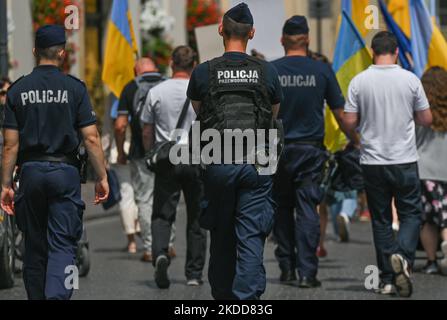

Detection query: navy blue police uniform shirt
(3, 65), (97, 156)
(272, 56), (345, 142)
(187, 52), (283, 105)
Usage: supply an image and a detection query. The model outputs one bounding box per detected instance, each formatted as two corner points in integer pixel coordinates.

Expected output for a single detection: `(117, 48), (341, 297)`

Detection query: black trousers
(362, 163), (423, 284)
(151, 165), (207, 280)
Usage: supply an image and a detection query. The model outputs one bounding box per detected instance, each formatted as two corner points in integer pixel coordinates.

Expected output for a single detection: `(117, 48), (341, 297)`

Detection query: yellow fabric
(351, 0), (371, 37)
(388, 0), (411, 38)
(325, 49), (372, 152)
(102, 20), (138, 98)
(427, 23), (447, 71)
(324, 107), (347, 152)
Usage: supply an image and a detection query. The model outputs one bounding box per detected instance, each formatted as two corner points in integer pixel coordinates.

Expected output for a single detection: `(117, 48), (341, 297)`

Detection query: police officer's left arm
(325, 66), (360, 147)
(1, 129), (19, 215)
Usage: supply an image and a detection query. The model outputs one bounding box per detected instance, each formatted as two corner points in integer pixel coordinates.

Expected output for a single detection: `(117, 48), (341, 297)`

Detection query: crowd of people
(1, 2), (447, 300)
(99, 3), (447, 300)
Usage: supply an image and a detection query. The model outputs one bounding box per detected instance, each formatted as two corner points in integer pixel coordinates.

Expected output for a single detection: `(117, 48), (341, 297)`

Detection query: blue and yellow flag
(388, 0), (412, 39)
(325, 10), (372, 152)
(409, 0), (447, 77)
(102, 0), (138, 98)
(341, 0), (371, 37)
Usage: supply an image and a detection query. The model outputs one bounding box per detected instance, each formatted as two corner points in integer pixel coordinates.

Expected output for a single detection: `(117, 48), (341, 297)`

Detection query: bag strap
(175, 98), (191, 130)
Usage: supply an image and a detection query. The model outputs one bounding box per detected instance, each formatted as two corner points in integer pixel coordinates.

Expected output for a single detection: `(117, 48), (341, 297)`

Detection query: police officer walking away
(1, 25), (109, 300)
(187, 3), (283, 300)
(272, 16), (359, 288)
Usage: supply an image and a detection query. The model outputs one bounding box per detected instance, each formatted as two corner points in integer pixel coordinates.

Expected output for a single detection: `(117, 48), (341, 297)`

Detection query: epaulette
(7, 75), (25, 90)
(67, 74), (86, 87)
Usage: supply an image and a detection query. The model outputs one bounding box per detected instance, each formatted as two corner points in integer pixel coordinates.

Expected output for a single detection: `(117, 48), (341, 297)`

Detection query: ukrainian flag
(102, 0), (138, 98)
(388, 0), (412, 39)
(409, 0), (447, 77)
(340, 0), (371, 37)
(325, 10), (372, 152)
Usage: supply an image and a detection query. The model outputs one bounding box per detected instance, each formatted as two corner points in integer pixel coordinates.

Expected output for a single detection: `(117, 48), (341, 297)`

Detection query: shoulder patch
(7, 76), (25, 91)
(67, 74), (86, 87)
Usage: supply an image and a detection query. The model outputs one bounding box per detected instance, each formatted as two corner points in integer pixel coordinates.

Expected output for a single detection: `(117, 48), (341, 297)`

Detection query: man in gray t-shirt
(344, 31), (433, 298)
(140, 46), (206, 289)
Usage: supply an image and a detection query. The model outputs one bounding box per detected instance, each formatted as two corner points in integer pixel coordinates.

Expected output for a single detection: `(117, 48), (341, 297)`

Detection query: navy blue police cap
(224, 2), (254, 25)
(35, 25), (66, 49)
(283, 16), (309, 36)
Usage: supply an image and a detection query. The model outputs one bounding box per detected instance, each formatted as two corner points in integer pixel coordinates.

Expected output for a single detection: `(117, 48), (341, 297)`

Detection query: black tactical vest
(199, 56), (273, 133)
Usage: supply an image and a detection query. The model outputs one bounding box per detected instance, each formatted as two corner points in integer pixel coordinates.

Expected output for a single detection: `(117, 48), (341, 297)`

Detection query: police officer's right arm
(1, 93), (19, 215)
(1, 129), (18, 215)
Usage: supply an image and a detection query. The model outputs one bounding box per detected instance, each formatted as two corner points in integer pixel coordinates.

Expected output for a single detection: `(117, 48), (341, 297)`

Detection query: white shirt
(345, 64), (430, 165)
(140, 79), (196, 144)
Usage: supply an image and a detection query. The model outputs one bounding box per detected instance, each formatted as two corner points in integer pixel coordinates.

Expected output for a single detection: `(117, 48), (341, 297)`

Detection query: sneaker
(422, 261), (439, 275)
(375, 283), (395, 295)
(186, 279), (203, 286)
(154, 255), (170, 289)
(359, 210), (371, 222)
(336, 213), (350, 243)
(390, 254), (413, 298)
(316, 246), (328, 258)
(440, 241), (447, 276)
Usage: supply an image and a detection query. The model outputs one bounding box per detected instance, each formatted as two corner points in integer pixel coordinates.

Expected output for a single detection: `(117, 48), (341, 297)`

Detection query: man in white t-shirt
(344, 31), (433, 298)
(140, 46), (206, 289)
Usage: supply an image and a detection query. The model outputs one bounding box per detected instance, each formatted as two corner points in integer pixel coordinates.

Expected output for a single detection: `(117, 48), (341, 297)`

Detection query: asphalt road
(1, 184), (447, 300)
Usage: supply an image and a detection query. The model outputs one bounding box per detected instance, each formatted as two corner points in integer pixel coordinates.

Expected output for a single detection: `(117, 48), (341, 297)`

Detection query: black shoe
(299, 277), (322, 289)
(154, 255), (170, 289)
(422, 261), (439, 275)
(280, 270), (297, 283)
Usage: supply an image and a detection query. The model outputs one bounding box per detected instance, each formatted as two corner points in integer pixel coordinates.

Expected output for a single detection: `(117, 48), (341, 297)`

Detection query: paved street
(1, 184), (447, 300)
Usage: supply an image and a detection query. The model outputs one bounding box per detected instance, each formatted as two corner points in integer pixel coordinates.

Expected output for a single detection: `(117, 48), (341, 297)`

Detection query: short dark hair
(35, 44), (65, 61)
(222, 15), (253, 40)
(282, 34), (309, 51)
(371, 31), (398, 56)
(171, 46), (197, 72)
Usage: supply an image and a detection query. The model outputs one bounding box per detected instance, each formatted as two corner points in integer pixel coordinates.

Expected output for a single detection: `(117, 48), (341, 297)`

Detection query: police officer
(1, 25), (109, 300)
(272, 16), (359, 287)
(187, 3), (283, 300)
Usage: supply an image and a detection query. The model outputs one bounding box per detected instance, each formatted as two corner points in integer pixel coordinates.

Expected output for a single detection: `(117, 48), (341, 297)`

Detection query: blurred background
(1, 0), (446, 128)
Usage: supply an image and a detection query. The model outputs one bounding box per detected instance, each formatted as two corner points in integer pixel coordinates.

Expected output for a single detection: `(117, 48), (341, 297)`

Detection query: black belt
(19, 153), (80, 167)
(285, 139), (324, 148)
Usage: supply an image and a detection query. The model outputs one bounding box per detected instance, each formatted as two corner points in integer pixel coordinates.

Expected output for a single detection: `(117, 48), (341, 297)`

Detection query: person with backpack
(187, 3), (283, 300)
(115, 58), (176, 262)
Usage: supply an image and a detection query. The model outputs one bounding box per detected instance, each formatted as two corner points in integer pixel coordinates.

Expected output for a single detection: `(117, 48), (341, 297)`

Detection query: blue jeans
(362, 163), (423, 284)
(328, 191), (357, 235)
(201, 164), (274, 300)
(273, 144), (327, 279)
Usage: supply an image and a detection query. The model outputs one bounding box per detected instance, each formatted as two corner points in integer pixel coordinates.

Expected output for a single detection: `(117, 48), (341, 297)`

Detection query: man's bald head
(134, 58), (158, 76)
